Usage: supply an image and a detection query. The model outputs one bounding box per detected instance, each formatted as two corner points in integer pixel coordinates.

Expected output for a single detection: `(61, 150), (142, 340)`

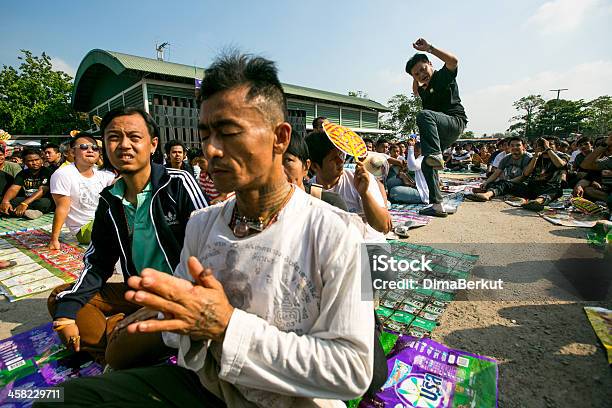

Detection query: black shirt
(418, 66), (467, 123)
(13, 167), (53, 198)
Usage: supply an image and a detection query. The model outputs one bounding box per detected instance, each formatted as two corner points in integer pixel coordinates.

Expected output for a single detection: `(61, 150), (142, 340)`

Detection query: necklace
(230, 184), (295, 238)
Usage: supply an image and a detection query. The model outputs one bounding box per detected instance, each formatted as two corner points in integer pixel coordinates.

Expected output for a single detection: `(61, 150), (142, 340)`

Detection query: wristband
(53, 319), (76, 331)
(18, 202), (28, 208)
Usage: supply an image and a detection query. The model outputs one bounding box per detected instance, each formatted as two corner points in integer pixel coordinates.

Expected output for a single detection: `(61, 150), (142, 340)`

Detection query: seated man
(47, 133), (115, 248)
(282, 130), (348, 210)
(0, 144), (23, 197)
(579, 132), (612, 209)
(466, 136), (531, 202)
(447, 145), (472, 170)
(387, 139), (429, 204)
(0, 148), (54, 219)
(164, 139), (195, 178)
(43, 143), (63, 173)
(306, 130), (392, 240)
(518, 137), (568, 211)
(47, 107), (207, 368)
(39, 51), (374, 408)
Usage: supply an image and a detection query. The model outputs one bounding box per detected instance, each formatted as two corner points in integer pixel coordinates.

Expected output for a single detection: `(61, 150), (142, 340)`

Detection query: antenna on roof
(156, 42), (170, 61)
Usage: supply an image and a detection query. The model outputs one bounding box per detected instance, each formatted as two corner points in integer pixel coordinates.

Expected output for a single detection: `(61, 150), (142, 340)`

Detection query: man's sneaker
(24, 209), (43, 220)
(425, 154), (445, 170)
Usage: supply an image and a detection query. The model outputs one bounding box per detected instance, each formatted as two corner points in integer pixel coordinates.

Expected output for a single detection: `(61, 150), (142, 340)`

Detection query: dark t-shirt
(498, 153), (532, 180)
(418, 66), (467, 122)
(13, 167), (53, 198)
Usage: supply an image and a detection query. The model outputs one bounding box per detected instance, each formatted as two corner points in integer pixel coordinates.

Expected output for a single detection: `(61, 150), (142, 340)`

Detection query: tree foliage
(0, 50), (87, 135)
(380, 94), (422, 136)
(508, 94), (612, 139)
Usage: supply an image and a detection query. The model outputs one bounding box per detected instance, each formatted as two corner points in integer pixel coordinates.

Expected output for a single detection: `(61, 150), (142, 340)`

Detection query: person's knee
(47, 283), (72, 316)
(416, 110), (434, 126)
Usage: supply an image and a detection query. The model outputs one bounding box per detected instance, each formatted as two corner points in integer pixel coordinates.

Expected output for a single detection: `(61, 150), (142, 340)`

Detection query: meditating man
(38, 51), (374, 408)
(406, 37), (468, 217)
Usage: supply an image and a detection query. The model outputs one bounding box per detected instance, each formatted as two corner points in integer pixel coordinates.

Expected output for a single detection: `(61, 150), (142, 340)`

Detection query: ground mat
(0, 228), (84, 301)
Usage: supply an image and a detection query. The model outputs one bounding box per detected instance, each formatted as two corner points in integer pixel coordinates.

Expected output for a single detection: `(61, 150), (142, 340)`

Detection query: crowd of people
(0, 39), (602, 408)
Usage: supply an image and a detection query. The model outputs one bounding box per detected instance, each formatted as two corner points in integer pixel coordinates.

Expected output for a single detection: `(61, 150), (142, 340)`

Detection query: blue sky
(2, 0), (611, 134)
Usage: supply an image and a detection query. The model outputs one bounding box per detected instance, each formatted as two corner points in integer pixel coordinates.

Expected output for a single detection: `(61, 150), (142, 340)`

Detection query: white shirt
(570, 149), (581, 163)
(406, 146), (429, 204)
(491, 151), (508, 168)
(168, 188), (374, 407)
(312, 170), (386, 242)
(49, 164), (115, 234)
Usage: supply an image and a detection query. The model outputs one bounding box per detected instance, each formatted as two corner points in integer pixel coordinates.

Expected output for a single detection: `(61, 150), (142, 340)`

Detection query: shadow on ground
(441, 302), (612, 408)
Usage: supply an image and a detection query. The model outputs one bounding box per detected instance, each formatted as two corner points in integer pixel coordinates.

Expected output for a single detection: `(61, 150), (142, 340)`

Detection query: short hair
(363, 137), (374, 145)
(21, 148), (42, 160)
(100, 107), (160, 140)
(558, 140), (569, 148)
(69, 132), (97, 148)
(576, 136), (591, 146)
(286, 130), (310, 164)
(59, 141), (71, 154)
(376, 139), (389, 147)
(507, 136), (525, 146)
(165, 139), (187, 155)
(197, 50), (287, 125)
(43, 143), (60, 153)
(305, 130), (336, 167)
(312, 116), (327, 129)
(405, 53), (430, 75)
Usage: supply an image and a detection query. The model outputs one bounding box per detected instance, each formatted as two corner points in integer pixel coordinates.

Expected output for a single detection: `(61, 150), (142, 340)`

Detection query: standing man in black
(406, 38), (467, 217)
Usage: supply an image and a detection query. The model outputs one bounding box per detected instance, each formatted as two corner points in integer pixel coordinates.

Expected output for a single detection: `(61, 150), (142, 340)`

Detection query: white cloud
(526, 0), (610, 35)
(462, 61), (612, 135)
(51, 57), (76, 77)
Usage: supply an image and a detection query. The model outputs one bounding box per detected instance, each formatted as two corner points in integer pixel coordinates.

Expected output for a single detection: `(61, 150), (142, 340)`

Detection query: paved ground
(1, 197), (610, 407)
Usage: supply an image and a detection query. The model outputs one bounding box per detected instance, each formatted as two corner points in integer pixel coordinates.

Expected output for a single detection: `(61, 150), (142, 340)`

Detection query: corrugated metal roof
(104, 50), (389, 112)
(107, 51), (206, 80)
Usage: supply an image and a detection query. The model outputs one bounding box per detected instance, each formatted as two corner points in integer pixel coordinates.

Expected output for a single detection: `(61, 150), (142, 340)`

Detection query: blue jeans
(386, 178), (423, 203)
(417, 110), (465, 204)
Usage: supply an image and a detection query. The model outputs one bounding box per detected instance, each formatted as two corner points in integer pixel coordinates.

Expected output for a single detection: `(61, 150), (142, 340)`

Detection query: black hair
(576, 136), (591, 146)
(165, 139), (187, 155)
(363, 137), (374, 144)
(100, 107), (160, 140)
(305, 130), (336, 167)
(69, 132), (97, 148)
(312, 116), (327, 129)
(286, 130), (310, 164)
(507, 136), (525, 146)
(21, 148), (42, 160)
(197, 50), (287, 124)
(405, 53), (430, 75)
(376, 139), (389, 147)
(43, 143), (60, 153)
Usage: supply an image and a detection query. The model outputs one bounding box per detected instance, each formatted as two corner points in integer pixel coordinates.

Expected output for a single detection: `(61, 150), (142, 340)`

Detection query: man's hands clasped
(124, 257), (234, 342)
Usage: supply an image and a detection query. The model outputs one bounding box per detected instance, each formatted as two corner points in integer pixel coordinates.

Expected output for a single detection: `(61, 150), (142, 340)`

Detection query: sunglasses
(77, 143), (100, 152)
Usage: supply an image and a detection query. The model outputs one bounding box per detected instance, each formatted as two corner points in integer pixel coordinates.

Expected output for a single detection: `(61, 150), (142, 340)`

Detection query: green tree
(461, 130), (475, 139)
(508, 95), (545, 140)
(533, 99), (586, 137)
(583, 95), (612, 135)
(0, 50), (87, 135)
(382, 94), (422, 136)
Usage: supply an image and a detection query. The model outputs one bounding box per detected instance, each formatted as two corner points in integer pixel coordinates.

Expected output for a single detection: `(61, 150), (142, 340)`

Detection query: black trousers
(416, 110), (465, 204)
(9, 197), (54, 213)
(489, 179), (562, 202)
(34, 365), (226, 408)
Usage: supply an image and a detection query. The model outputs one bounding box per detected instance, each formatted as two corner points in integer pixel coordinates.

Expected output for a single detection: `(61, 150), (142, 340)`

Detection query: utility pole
(550, 88), (568, 100)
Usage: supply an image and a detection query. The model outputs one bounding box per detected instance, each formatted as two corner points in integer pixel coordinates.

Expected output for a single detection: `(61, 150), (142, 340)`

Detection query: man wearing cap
(47, 133), (115, 249)
(406, 38), (468, 217)
(0, 144), (23, 196)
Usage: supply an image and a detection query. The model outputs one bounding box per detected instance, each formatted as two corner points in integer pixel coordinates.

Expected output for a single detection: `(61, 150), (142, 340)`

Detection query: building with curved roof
(72, 49), (391, 147)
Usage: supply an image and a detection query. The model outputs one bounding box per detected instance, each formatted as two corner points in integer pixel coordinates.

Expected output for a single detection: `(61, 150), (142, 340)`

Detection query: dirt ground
(1, 196), (611, 407)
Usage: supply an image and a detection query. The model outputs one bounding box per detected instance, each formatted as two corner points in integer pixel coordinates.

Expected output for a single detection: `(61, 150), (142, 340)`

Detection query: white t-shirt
(406, 146), (429, 204)
(491, 151), (508, 168)
(570, 149), (581, 163)
(50, 164), (115, 234)
(169, 188), (373, 407)
(312, 170), (386, 242)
